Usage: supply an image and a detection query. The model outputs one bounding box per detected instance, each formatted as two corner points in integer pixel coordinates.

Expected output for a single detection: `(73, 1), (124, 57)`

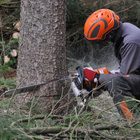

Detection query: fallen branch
(86, 129), (135, 140)
(11, 115), (63, 127)
(94, 124), (119, 131)
(14, 125), (135, 140)
(28, 126), (63, 134)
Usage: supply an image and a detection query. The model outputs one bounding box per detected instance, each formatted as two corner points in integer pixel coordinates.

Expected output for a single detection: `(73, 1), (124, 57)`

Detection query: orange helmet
(84, 9), (120, 40)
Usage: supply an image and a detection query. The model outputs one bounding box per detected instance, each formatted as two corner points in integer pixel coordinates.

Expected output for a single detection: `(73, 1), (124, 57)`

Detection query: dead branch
(104, 1), (121, 8)
(28, 126), (63, 134)
(11, 115), (64, 127)
(117, 2), (139, 14)
(15, 125), (135, 140)
(86, 129), (135, 140)
(94, 124), (119, 131)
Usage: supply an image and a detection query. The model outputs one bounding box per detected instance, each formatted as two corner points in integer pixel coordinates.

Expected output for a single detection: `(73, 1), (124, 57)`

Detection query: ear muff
(105, 30), (117, 42)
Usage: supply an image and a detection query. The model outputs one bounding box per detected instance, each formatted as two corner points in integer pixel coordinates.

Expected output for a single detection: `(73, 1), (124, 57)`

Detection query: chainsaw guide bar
(2, 77), (75, 97)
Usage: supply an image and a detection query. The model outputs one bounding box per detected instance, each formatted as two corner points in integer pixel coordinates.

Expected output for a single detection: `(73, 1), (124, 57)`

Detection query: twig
(117, 2), (139, 14)
(94, 124), (119, 131)
(66, 57), (83, 64)
(15, 128), (34, 140)
(52, 105), (85, 139)
(53, 96), (76, 113)
(66, 27), (83, 39)
(27, 96), (35, 126)
(6, 77), (27, 113)
(14, 125), (135, 140)
(11, 115), (63, 127)
(104, 1), (121, 8)
(86, 129), (135, 140)
(46, 86), (69, 118)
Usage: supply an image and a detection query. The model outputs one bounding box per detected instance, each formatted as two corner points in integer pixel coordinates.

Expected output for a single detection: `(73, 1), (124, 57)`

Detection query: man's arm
(120, 43), (140, 75)
(99, 43), (140, 83)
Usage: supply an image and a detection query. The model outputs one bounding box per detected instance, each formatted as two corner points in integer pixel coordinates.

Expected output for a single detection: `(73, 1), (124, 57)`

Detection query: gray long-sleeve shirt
(99, 22), (140, 83)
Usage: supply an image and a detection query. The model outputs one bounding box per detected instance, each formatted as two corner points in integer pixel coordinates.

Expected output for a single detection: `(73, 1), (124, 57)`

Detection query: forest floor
(0, 69), (16, 79)
(0, 69), (16, 94)
(0, 69), (140, 139)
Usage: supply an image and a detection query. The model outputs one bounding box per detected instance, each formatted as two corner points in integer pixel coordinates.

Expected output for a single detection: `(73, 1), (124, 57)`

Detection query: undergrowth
(0, 78), (16, 90)
(0, 91), (139, 139)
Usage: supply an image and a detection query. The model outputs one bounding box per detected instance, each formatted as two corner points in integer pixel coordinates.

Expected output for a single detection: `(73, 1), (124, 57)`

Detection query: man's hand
(74, 66), (100, 91)
(83, 66), (100, 91)
(83, 66), (100, 83)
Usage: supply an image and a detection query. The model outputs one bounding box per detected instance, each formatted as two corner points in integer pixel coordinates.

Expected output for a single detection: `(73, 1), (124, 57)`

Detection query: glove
(83, 66), (100, 91)
(74, 66), (100, 91)
(83, 67), (100, 82)
(83, 66), (100, 83)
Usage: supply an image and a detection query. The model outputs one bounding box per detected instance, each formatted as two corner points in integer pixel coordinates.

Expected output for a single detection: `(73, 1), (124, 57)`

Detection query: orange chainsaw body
(94, 67), (110, 74)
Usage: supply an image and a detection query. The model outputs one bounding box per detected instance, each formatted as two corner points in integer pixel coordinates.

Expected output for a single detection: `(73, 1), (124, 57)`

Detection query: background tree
(16, 0), (67, 104)
(66, 0), (140, 70)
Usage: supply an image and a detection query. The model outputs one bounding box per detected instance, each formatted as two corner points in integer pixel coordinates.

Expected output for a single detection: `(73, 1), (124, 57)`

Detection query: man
(80, 9), (140, 120)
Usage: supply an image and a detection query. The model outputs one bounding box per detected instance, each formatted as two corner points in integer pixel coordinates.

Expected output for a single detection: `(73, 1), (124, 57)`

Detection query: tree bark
(16, 0), (67, 102)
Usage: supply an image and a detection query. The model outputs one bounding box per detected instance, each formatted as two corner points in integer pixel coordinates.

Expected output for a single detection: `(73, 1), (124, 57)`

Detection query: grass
(0, 77), (16, 90)
(0, 88), (139, 139)
(0, 72), (139, 139)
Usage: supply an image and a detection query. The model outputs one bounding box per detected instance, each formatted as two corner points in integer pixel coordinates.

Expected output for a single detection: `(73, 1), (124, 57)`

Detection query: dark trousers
(105, 74), (140, 118)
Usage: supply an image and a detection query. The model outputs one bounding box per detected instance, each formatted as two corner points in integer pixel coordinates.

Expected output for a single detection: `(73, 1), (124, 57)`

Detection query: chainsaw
(71, 66), (110, 106)
(2, 65), (114, 100)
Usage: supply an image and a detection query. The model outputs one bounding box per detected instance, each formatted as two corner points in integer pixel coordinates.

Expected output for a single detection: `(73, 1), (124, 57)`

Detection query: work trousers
(105, 74), (140, 118)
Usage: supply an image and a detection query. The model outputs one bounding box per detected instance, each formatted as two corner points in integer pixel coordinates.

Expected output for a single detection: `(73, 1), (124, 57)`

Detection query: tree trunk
(16, 0), (67, 103)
